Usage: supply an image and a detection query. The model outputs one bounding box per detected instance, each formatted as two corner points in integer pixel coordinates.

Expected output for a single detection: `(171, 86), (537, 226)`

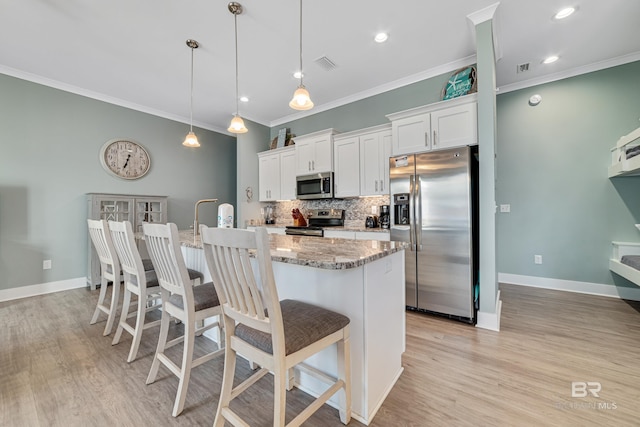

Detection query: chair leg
(214, 320), (237, 427)
(337, 330), (352, 425)
(112, 287), (132, 346)
(273, 364), (287, 427)
(103, 280), (121, 336)
(126, 292), (147, 363)
(90, 277), (109, 325)
(147, 304), (171, 385)
(172, 317), (196, 417)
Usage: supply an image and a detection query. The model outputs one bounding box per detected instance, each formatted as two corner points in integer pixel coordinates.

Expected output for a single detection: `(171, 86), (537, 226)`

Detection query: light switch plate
(500, 204), (511, 213)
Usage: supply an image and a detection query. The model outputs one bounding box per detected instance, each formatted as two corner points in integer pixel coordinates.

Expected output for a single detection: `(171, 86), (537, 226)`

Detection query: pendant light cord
(234, 12), (240, 115)
(298, 0), (303, 87)
(189, 45), (194, 132)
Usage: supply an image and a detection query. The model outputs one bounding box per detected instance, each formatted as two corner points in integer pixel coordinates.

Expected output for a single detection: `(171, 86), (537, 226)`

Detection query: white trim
(0, 65), (234, 136)
(270, 56), (477, 128)
(466, 2), (500, 26)
(0, 277), (86, 303)
(498, 273), (640, 301)
(497, 51), (640, 94)
(475, 290), (502, 331)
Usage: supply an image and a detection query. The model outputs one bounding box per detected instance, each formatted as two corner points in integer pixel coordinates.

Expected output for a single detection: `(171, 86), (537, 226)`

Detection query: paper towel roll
(217, 203), (234, 228)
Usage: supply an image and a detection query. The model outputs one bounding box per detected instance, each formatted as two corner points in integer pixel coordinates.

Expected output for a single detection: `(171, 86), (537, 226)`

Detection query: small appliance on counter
(365, 215), (379, 228)
(217, 203), (234, 228)
(285, 208), (344, 237)
(264, 205), (276, 225)
(379, 205), (390, 229)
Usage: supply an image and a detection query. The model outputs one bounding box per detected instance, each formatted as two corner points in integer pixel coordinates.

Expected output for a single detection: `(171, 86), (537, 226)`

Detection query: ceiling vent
(314, 55), (337, 71)
(516, 62), (530, 74)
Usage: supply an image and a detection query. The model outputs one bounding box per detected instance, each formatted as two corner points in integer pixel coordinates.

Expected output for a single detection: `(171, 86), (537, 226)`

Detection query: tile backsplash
(260, 196), (390, 226)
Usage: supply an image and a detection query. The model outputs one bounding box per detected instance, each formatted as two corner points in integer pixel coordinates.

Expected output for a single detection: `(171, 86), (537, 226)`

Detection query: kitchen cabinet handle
(312, 160), (315, 170)
(308, 161), (311, 171)
(424, 132), (429, 147)
(375, 181), (378, 192)
(380, 180), (384, 192)
(433, 130), (437, 147)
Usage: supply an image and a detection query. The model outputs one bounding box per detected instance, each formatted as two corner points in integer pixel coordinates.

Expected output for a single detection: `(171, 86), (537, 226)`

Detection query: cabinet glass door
(100, 200), (130, 222)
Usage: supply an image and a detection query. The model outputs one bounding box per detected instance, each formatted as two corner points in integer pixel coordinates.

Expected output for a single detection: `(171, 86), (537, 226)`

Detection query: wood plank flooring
(2, 283), (640, 426)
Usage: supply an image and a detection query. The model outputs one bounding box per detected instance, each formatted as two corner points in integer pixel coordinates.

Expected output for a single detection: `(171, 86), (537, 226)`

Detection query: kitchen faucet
(193, 198), (218, 240)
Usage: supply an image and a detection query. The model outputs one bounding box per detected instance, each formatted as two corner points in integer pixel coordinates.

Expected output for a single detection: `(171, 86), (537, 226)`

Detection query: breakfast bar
(179, 229), (406, 425)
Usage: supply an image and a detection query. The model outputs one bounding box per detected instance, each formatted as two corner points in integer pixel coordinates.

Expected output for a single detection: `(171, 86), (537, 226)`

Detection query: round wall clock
(99, 138), (151, 180)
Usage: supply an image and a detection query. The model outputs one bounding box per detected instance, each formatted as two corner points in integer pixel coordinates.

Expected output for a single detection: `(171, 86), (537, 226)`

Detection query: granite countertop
(178, 229), (405, 270)
(253, 222), (390, 234)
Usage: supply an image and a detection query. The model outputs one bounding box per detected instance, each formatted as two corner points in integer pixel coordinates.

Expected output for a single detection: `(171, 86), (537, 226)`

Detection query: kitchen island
(178, 229), (406, 425)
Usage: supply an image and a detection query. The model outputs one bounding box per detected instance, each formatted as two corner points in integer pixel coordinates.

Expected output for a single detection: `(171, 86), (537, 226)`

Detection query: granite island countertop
(177, 229), (405, 270)
(252, 222), (390, 234)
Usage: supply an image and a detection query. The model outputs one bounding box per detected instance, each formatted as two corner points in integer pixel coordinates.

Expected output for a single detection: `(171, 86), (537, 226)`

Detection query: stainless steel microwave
(296, 172), (334, 200)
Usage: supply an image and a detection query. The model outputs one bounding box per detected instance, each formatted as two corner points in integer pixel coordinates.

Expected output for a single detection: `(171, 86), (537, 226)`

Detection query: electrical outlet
(500, 204), (511, 213)
(534, 255), (542, 265)
(43, 260), (52, 270)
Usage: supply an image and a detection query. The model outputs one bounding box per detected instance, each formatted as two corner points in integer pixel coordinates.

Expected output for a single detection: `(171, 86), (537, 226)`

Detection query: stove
(285, 209), (345, 237)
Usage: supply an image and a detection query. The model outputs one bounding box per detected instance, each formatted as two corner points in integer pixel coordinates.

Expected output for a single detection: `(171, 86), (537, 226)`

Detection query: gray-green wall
(496, 60), (640, 287)
(0, 74), (237, 290)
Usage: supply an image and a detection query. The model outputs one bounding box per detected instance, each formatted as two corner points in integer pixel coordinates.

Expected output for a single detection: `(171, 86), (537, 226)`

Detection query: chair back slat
(201, 226), (282, 336)
(109, 221), (145, 287)
(87, 219), (119, 281)
(143, 223), (191, 297)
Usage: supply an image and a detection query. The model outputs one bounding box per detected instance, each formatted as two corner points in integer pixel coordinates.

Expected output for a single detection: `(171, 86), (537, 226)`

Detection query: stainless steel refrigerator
(389, 146), (478, 323)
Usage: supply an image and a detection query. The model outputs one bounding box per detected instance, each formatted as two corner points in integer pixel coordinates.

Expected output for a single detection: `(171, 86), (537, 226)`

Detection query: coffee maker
(379, 205), (390, 229)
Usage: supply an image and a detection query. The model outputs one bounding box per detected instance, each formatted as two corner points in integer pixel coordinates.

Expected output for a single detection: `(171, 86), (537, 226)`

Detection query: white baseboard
(476, 289), (502, 331)
(0, 277), (86, 303)
(498, 273), (640, 301)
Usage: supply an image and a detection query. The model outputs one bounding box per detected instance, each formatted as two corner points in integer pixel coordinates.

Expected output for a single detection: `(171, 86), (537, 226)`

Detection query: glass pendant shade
(289, 85), (314, 110)
(228, 114), (248, 133)
(182, 131), (200, 147)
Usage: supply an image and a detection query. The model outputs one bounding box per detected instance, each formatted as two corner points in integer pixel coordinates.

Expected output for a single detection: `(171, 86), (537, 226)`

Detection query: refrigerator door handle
(415, 176), (423, 251)
(409, 174), (416, 251)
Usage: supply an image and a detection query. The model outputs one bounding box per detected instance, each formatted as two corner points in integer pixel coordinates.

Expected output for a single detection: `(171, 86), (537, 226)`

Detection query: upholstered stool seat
(168, 282), (219, 312)
(236, 299), (350, 356)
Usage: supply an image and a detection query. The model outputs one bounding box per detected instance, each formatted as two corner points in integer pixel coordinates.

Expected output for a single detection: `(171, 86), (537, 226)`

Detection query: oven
(284, 208), (344, 237)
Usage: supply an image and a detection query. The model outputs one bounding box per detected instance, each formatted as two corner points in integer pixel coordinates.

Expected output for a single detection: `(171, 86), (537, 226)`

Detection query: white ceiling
(1, 0), (639, 135)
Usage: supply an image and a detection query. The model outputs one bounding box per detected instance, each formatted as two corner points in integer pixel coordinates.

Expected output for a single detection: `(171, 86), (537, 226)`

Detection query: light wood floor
(2, 283), (640, 426)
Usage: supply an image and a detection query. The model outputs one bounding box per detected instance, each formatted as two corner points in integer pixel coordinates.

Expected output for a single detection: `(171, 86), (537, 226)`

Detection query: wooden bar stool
(201, 225), (352, 427)
(143, 222), (224, 417)
(108, 220), (164, 363)
(87, 219), (122, 336)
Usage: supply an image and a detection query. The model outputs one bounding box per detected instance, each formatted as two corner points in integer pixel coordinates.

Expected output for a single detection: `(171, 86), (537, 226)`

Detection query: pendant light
(182, 39), (201, 147)
(289, 0), (314, 111)
(228, 2), (248, 134)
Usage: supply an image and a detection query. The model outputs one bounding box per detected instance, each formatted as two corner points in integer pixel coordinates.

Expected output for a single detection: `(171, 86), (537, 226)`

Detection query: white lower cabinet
(355, 231), (390, 241)
(324, 230), (390, 241)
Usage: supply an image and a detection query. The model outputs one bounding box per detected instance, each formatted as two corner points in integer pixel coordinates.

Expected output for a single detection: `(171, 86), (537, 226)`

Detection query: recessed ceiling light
(240, 96), (249, 102)
(543, 55), (559, 64)
(374, 32), (388, 43)
(293, 71), (303, 79)
(554, 7), (576, 20)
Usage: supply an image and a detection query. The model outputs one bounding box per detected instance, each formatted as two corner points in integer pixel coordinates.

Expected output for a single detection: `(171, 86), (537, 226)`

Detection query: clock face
(99, 139), (151, 180)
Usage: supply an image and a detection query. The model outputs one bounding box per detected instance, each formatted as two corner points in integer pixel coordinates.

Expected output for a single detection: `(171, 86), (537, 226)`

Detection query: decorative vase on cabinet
(86, 193), (167, 289)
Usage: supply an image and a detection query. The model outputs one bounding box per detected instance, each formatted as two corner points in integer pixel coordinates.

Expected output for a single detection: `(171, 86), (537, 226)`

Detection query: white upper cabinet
(334, 136), (361, 198)
(294, 129), (336, 175)
(258, 146), (296, 201)
(360, 129), (392, 196)
(430, 101), (478, 150)
(258, 151), (281, 201)
(333, 124), (392, 198)
(391, 113), (431, 155)
(387, 94), (477, 156)
(280, 148), (297, 200)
